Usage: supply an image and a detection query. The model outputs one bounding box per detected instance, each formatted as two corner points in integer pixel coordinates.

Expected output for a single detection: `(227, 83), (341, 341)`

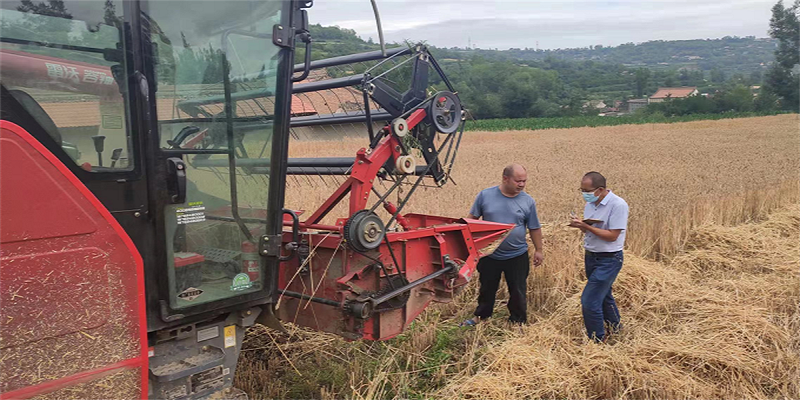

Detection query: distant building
(583, 100), (607, 109)
(648, 87), (699, 104)
(626, 98), (648, 113)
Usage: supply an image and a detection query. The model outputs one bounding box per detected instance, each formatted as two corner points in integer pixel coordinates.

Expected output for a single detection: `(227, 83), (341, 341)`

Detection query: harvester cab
(0, 0), (511, 399)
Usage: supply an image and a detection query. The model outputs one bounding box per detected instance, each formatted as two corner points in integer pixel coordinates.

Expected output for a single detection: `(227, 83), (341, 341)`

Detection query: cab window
(0, 0), (133, 172)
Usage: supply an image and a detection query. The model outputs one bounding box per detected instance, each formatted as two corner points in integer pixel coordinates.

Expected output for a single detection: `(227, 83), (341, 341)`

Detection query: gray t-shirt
(469, 186), (541, 260)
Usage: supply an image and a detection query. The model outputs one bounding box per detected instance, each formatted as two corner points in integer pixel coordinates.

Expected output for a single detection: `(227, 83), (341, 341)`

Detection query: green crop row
(465, 111), (793, 132)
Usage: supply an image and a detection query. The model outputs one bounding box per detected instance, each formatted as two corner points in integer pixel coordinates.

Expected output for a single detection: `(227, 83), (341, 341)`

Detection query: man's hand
(533, 250), (544, 267)
(568, 217), (588, 232)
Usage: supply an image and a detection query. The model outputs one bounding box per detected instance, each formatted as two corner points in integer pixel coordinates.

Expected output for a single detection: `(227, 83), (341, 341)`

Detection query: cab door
(139, 0), (295, 324)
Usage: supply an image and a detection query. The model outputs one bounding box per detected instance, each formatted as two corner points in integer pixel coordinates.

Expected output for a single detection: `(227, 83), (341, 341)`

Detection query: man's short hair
(503, 164), (526, 177)
(583, 171), (606, 188)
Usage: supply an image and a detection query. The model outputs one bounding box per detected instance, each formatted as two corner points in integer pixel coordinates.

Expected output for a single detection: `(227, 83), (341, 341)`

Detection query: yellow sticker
(224, 325), (236, 348)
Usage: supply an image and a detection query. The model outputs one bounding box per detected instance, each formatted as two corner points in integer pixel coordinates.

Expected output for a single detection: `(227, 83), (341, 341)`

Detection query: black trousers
(473, 251), (530, 323)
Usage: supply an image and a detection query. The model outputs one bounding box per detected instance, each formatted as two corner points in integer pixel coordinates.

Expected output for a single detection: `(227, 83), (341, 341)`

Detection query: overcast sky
(308, 0), (783, 50)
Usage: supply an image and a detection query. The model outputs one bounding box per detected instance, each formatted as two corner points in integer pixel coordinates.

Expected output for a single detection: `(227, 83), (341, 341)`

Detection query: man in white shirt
(568, 171), (629, 342)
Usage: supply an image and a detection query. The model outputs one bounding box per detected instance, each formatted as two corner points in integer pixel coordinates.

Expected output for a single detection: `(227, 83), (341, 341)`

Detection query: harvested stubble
(437, 206), (800, 400)
(237, 114), (800, 399)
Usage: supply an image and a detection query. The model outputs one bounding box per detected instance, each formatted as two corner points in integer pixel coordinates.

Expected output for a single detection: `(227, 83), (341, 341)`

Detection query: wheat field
(237, 114), (800, 400)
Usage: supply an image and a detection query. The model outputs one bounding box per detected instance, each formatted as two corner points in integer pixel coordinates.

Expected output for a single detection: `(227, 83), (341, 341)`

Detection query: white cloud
(309, 0), (778, 49)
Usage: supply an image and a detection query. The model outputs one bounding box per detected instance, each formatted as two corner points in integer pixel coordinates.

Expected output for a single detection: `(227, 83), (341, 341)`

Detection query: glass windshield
(0, 0), (133, 171)
(147, 0), (284, 309)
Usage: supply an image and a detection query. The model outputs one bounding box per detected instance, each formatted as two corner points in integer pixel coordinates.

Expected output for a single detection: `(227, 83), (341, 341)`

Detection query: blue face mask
(582, 191), (599, 203)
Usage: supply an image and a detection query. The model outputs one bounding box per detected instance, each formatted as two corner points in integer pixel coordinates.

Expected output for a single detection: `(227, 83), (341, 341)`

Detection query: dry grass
(237, 114), (800, 399)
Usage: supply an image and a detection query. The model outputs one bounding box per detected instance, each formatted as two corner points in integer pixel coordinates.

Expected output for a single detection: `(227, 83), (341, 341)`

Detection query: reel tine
(316, 167), (330, 187)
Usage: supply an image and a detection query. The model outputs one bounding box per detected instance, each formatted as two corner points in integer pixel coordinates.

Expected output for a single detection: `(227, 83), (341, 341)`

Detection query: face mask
(582, 191), (599, 203)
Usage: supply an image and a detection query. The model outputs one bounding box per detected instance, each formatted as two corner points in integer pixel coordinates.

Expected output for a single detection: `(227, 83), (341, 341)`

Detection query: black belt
(585, 251), (621, 258)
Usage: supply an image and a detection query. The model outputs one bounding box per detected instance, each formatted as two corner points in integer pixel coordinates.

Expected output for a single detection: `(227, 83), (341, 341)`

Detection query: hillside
(307, 25), (776, 106)
(441, 36), (777, 76)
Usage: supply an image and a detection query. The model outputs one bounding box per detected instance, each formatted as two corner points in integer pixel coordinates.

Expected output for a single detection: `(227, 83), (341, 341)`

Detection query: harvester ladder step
(149, 346), (225, 382)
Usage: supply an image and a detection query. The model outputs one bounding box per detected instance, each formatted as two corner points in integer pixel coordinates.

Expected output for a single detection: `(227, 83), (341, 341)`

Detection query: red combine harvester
(0, 1), (511, 398)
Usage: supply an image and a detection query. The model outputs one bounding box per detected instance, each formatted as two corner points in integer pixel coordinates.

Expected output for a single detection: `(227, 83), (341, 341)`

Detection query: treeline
(645, 86), (780, 116)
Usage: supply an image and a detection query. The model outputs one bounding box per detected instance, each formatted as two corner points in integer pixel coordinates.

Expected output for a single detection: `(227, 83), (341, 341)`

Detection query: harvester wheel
(344, 210), (385, 252)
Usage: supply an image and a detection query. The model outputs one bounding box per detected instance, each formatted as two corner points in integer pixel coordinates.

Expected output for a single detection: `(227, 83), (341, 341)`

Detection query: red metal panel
(405, 109), (427, 130)
(0, 138), (97, 243)
(0, 121), (147, 399)
(1, 248), (110, 348)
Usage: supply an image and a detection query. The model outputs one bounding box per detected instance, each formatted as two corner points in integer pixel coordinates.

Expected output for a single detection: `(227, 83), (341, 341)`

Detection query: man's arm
(529, 228), (543, 266)
(568, 202), (628, 242)
(570, 222), (622, 242)
(527, 200), (544, 266)
(467, 191), (483, 220)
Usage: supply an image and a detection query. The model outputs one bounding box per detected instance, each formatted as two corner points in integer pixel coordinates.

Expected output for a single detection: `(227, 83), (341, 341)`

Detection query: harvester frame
(0, 0), (510, 398)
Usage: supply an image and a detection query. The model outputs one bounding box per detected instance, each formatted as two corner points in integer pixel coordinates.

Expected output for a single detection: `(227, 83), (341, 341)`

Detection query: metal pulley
(344, 210), (385, 252)
(429, 91), (461, 134)
(392, 117), (409, 137)
(395, 155), (416, 174)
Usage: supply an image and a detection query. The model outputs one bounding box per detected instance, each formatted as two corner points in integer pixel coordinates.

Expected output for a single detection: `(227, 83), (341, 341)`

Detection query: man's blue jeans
(581, 250), (623, 342)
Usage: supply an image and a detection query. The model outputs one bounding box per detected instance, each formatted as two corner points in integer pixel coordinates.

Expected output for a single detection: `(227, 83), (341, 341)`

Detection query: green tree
(749, 69), (763, 84)
(754, 88), (780, 111)
(715, 84), (755, 112)
(634, 68), (650, 97)
(17, 0), (72, 19)
(764, 0), (799, 110)
(710, 67), (725, 83)
(103, 0), (118, 26)
(15, 0), (74, 37)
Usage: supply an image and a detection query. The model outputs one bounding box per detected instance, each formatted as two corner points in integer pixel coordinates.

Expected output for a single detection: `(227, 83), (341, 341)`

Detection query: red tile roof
(33, 67), (386, 129)
(39, 95), (317, 128)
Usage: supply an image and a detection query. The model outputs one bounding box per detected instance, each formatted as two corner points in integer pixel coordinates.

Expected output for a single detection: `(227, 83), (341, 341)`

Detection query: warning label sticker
(176, 201), (205, 225)
(177, 287), (203, 301)
(224, 325), (236, 348)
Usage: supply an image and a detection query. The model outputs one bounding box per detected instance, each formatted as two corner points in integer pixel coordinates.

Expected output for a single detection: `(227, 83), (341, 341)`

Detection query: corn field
(467, 111), (788, 132)
(237, 114), (800, 400)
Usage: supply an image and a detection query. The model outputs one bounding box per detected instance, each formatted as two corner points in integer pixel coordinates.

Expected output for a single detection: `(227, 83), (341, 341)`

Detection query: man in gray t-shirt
(461, 164), (543, 326)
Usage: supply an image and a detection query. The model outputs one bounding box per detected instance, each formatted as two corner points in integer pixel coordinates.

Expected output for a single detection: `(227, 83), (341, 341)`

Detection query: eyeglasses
(579, 187), (599, 193)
